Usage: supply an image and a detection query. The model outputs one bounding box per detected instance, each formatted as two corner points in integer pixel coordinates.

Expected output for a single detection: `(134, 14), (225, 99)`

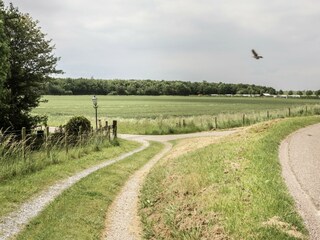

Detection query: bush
(65, 116), (91, 136)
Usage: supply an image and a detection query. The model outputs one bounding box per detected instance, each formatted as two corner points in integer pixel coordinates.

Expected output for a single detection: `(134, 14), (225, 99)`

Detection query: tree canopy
(0, 3), (62, 131)
(0, 0), (9, 97)
(46, 78), (277, 96)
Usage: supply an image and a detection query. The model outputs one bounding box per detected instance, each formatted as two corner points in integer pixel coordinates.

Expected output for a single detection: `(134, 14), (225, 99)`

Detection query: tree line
(46, 78), (278, 96)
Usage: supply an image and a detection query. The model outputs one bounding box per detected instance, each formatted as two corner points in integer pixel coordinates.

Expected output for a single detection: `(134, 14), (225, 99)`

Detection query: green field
(33, 95), (320, 134)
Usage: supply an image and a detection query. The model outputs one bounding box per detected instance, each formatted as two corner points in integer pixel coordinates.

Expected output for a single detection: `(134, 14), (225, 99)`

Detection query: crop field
(33, 95), (320, 134)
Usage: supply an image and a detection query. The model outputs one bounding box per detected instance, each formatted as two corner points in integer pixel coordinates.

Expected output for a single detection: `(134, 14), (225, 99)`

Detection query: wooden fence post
(267, 111), (269, 119)
(22, 127), (26, 161)
(107, 126), (111, 141)
(305, 106), (308, 114)
(65, 131), (69, 154)
(105, 121), (108, 136)
(112, 120), (117, 139)
(288, 108), (291, 117)
(99, 119), (102, 131)
(183, 119), (186, 127)
(78, 126), (82, 145)
(45, 126), (50, 157)
(242, 114), (246, 126)
(215, 117), (218, 129)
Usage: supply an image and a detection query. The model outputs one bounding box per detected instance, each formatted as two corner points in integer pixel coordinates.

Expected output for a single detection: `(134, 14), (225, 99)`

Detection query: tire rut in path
(0, 140), (149, 240)
(103, 141), (172, 240)
(103, 129), (239, 240)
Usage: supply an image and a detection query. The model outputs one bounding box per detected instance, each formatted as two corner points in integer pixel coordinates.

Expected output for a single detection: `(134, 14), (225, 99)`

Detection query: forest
(46, 78), (278, 96)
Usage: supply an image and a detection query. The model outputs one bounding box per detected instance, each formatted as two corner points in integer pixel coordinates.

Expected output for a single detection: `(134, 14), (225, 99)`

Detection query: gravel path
(103, 142), (172, 240)
(0, 140), (149, 240)
(104, 129), (239, 240)
(0, 129), (238, 240)
(279, 123), (320, 240)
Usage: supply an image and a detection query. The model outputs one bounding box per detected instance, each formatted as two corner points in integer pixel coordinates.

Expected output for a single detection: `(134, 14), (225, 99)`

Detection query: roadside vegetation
(0, 130), (118, 181)
(140, 116), (320, 239)
(0, 138), (139, 218)
(15, 142), (163, 240)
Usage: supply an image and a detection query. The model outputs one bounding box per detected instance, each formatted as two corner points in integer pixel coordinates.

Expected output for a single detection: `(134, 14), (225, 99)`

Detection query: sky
(3, 0), (320, 90)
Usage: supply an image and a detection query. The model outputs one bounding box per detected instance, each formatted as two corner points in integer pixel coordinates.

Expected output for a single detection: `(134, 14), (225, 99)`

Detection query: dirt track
(103, 129), (239, 239)
(279, 123), (320, 240)
(0, 129), (237, 240)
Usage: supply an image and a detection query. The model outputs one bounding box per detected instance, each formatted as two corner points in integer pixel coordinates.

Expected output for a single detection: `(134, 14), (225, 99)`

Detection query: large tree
(0, 1), (9, 96)
(0, 3), (62, 131)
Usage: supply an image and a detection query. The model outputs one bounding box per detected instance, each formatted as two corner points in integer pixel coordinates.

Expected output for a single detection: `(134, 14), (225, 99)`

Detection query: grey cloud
(3, 0), (320, 90)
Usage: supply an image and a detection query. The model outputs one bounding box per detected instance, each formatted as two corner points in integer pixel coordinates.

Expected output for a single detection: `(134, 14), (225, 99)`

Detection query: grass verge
(118, 104), (320, 134)
(140, 116), (320, 239)
(0, 139), (140, 218)
(15, 141), (164, 240)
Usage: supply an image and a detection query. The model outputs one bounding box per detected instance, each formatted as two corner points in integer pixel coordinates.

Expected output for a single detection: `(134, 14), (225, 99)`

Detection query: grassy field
(34, 95), (320, 134)
(140, 116), (320, 239)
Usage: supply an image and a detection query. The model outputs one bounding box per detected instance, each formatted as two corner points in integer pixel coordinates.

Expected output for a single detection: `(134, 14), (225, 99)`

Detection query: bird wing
(251, 49), (258, 57)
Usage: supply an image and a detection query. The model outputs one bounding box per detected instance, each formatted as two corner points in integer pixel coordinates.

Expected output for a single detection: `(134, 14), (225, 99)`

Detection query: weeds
(0, 131), (117, 180)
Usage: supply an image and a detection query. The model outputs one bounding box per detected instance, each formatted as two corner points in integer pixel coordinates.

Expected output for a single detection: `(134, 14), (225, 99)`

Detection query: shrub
(65, 116), (91, 136)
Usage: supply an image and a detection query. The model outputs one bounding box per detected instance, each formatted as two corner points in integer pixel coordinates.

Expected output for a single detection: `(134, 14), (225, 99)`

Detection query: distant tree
(315, 90), (320, 96)
(288, 90), (293, 95)
(306, 90), (313, 96)
(278, 90), (284, 95)
(267, 88), (277, 95)
(237, 88), (249, 94)
(0, 3), (62, 131)
(297, 91), (303, 96)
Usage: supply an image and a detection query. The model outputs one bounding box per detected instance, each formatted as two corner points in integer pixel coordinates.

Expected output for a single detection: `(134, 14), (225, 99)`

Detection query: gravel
(103, 142), (172, 240)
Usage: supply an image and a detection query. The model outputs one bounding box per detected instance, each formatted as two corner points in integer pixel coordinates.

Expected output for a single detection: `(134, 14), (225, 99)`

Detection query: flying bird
(251, 49), (263, 59)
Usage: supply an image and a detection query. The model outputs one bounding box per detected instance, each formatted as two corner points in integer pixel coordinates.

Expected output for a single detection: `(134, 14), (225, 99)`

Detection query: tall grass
(118, 104), (320, 134)
(0, 131), (117, 180)
(0, 138), (140, 218)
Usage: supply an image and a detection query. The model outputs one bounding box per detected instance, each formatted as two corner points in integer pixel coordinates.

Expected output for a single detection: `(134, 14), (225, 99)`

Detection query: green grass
(34, 95), (320, 129)
(0, 132), (121, 180)
(140, 116), (320, 239)
(0, 139), (140, 218)
(15, 141), (164, 240)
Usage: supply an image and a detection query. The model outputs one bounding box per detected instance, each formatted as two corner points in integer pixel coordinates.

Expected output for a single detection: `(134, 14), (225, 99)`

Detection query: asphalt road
(279, 123), (320, 240)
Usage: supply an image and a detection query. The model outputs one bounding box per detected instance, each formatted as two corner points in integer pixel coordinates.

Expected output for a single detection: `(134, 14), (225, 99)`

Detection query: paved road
(279, 123), (320, 240)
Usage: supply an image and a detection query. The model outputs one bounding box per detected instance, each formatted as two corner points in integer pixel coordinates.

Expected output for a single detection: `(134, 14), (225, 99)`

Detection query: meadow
(34, 95), (320, 134)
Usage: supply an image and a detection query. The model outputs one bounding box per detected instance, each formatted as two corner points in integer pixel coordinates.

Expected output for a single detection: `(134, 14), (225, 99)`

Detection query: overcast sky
(3, 0), (320, 90)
